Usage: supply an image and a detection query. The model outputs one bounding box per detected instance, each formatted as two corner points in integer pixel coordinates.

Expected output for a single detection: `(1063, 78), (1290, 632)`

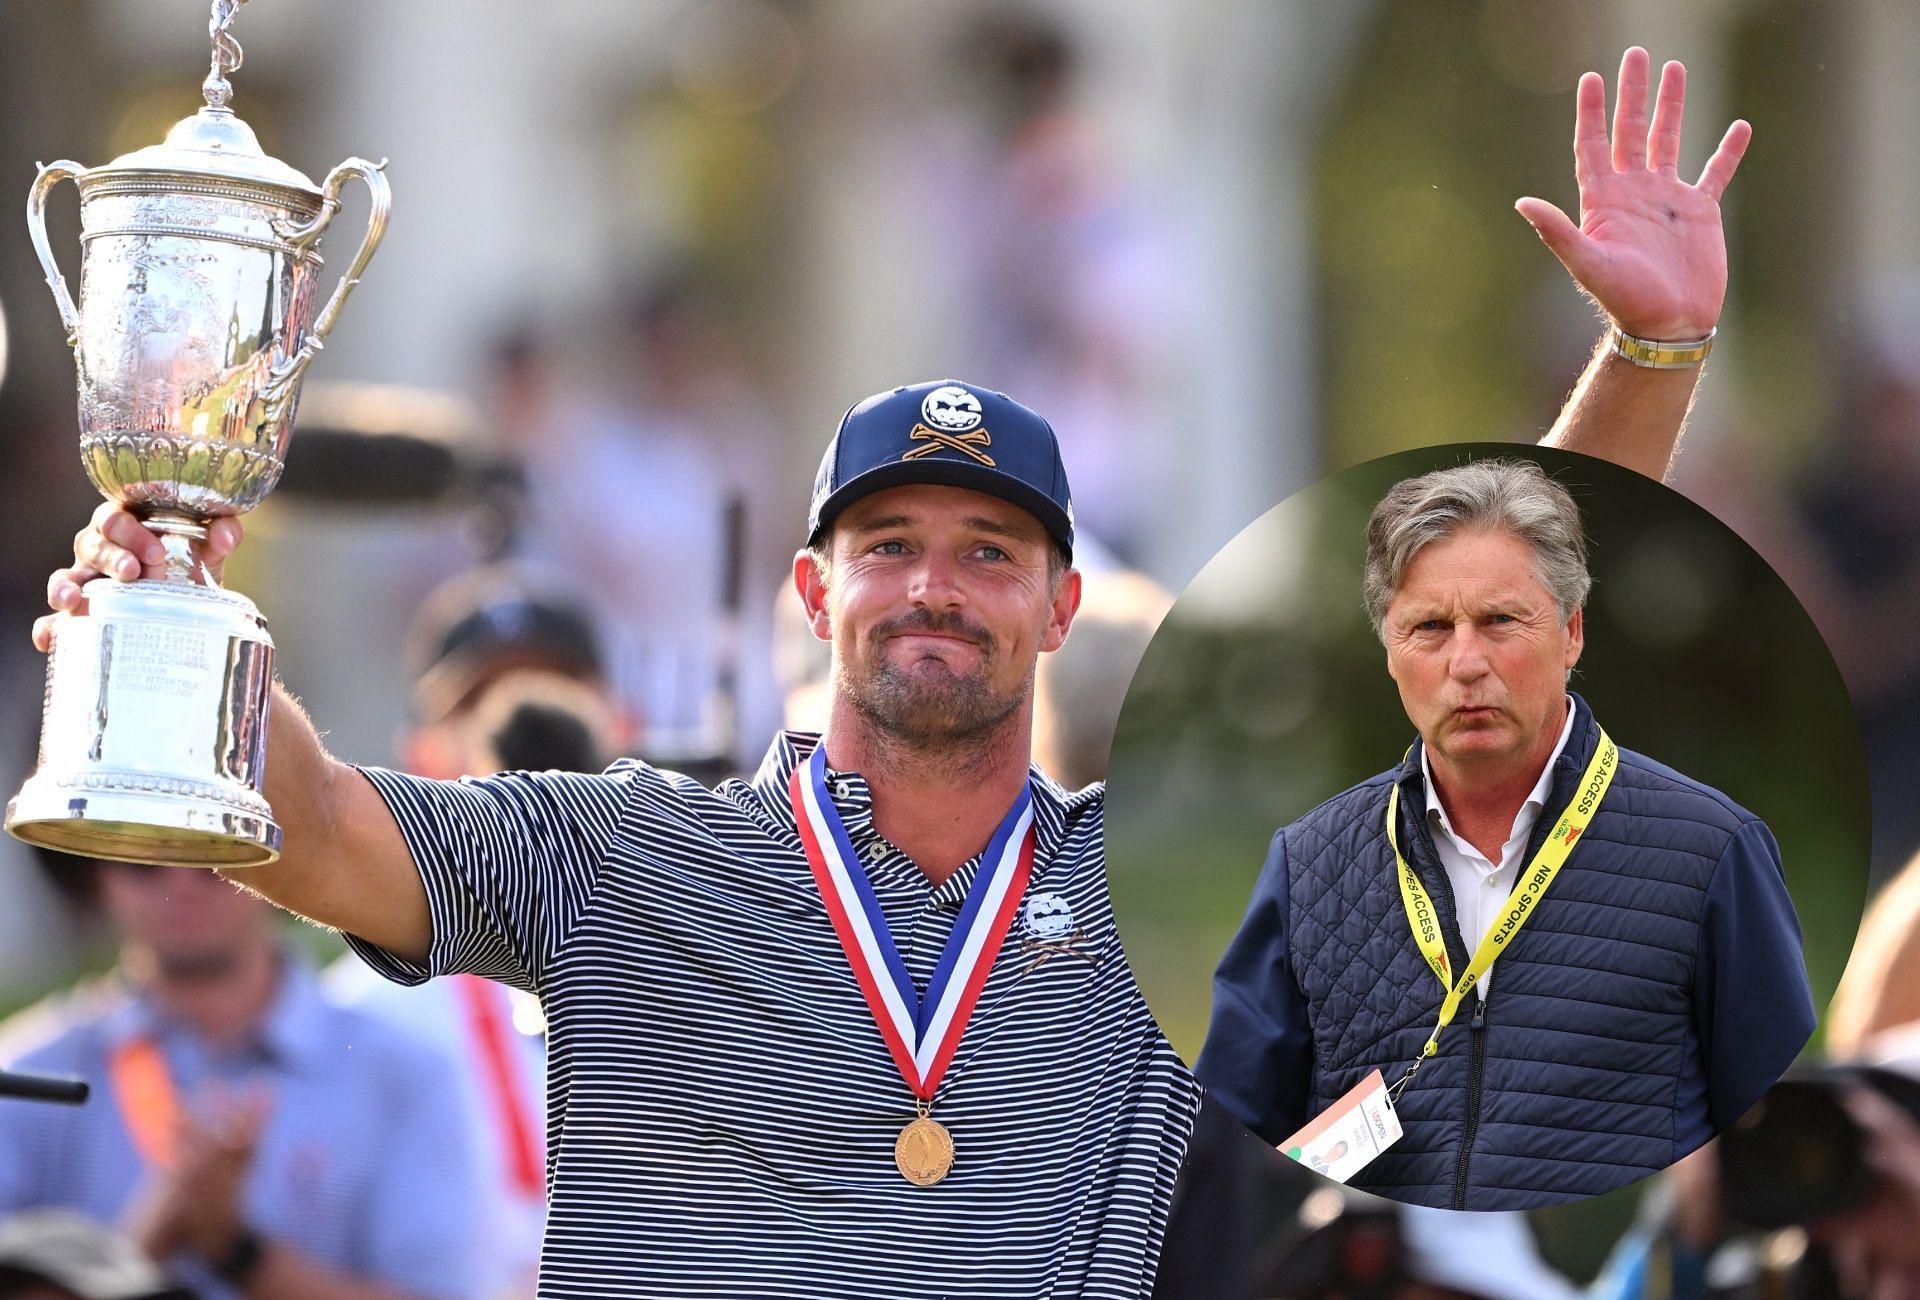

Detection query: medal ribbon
(791, 745), (1036, 1100)
(1389, 727), (1618, 1066)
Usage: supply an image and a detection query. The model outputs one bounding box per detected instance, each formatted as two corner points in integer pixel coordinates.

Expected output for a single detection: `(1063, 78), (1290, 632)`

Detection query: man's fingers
(1647, 60), (1686, 173)
(99, 510), (166, 567)
(74, 526), (146, 584)
(189, 1081), (268, 1146)
(46, 566), (98, 613)
(217, 1082), (271, 1145)
(1610, 46), (1651, 171)
(1573, 70), (1609, 187)
(205, 516), (244, 559)
(81, 506), (167, 582)
(1696, 119), (1752, 202)
(1515, 197), (1600, 282)
(32, 615), (58, 654)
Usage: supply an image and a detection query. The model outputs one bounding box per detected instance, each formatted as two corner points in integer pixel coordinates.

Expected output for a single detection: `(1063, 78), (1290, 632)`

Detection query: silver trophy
(5, 0), (390, 866)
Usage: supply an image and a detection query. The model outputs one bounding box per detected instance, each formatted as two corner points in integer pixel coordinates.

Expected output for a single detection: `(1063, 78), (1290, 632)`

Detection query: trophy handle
(267, 157), (390, 395)
(27, 161), (86, 349)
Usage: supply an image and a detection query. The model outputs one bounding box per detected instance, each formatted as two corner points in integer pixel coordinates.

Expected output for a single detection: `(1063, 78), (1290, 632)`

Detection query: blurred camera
(1718, 1064), (1920, 1228)
(1251, 1188), (1408, 1300)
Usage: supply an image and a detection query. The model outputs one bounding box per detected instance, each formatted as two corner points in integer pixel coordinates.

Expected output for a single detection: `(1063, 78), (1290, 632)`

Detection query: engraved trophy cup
(4, 0), (390, 866)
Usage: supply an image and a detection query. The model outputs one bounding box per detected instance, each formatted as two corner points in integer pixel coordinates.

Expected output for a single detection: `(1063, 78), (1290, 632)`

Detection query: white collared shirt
(1420, 699), (1576, 999)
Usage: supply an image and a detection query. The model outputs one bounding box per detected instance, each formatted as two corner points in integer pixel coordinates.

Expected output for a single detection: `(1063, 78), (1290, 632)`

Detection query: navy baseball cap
(807, 380), (1074, 558)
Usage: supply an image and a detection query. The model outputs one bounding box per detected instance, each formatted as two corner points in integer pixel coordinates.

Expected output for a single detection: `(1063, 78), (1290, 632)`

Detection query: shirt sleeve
(1194, 828), (1315, 1145)
(1694, 817), (1816, 1132)
(0, 1014), (83, 1213)
(0, 1082), (49, 1212)
(342, 763), (643, 995)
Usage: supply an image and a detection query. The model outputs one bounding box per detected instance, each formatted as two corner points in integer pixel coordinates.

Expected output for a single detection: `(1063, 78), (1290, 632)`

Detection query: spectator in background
(946, 11), (1180, 564)
(1584, 848), (1920, 1300)
(1678, 284), (1920, 874)
(0, 861), (487, 1299)
(327, 564), (624, 1298)
(1828, 850), (1920, 1057)
(1033, 566), (1171, 788)
(1790, 289), (1920, 869)
(390, 565), (623, 783)
(1589, 1062), (1920, 1300)
(500, 271), (776, 769)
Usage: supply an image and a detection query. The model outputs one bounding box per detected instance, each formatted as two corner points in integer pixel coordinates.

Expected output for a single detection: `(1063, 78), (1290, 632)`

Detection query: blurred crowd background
(0, 1), (1916, 1298)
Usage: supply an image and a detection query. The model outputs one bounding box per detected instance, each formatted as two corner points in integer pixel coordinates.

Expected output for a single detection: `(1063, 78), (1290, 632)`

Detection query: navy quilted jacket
(1195, 695), (1815, 1209)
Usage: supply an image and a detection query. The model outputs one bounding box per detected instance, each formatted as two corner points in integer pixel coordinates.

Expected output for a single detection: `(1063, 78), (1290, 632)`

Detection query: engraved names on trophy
(113, 623), (212, 699)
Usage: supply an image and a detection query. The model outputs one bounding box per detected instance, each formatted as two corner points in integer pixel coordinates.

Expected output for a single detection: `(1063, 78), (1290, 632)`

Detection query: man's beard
(840, 609), (1028, 748)
(149, 944), (245, 985)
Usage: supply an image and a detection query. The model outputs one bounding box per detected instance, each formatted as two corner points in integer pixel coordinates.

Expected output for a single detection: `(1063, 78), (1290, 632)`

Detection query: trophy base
(7, 576), (280, 869)
(6, 780), (281, 868)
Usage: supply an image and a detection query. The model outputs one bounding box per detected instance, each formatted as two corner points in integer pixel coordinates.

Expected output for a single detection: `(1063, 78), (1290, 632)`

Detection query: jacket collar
(1396, 692), (1600, 797)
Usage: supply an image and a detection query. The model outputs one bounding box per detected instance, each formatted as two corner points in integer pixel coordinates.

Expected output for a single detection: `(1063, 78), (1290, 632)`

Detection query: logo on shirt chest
(1019, 892), (1098, 971)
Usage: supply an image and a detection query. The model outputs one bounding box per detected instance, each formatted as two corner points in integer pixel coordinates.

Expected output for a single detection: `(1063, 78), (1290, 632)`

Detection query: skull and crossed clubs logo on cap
(905, 385), (996, 466)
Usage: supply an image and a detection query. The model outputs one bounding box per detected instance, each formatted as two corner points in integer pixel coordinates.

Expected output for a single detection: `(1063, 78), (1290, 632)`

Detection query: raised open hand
(1517, 47), (1750, 342)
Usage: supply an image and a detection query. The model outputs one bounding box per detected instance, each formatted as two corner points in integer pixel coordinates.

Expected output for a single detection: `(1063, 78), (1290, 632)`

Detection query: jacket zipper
(1451, 998), (1488, 1210)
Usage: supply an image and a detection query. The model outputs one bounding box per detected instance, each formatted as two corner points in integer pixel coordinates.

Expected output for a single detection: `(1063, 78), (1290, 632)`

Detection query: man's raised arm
(36, 502), (431, 961)
(1520, 47), (1752, 480)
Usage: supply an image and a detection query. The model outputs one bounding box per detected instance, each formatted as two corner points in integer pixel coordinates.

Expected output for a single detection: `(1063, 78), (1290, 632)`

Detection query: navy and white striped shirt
(346, 731), (1199, 1298)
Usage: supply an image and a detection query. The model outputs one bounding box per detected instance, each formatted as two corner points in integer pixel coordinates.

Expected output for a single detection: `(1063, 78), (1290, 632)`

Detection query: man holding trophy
(20, 35), (1748, 1298)
(0, 4), (495, 1297)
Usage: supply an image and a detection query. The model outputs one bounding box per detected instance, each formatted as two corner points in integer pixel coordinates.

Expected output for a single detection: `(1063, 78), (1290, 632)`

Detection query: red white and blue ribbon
(791, 744), (1036, 1100)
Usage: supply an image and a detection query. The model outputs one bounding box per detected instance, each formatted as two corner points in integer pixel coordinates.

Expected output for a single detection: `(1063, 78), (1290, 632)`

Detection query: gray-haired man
(1196, 458), (1815, 1211)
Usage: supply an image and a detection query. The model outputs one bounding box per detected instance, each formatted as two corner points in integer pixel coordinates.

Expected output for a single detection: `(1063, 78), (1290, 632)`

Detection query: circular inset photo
(1107, 445), (1870, 1211)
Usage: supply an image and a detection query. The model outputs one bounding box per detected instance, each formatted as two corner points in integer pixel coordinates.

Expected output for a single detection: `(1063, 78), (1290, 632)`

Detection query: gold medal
(895, 1104), (954, 1186)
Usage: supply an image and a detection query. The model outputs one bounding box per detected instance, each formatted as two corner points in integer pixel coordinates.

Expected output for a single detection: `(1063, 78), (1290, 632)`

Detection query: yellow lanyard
(1386, 728), (1618, 1092)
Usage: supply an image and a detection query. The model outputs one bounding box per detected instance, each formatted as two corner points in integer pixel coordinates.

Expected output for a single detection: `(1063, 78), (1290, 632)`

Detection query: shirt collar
(744, 729), (1070, 874)
(257, 957), (331, 1072)
(1420, 696), (1577, 842)
(100, 951), (329, 1074)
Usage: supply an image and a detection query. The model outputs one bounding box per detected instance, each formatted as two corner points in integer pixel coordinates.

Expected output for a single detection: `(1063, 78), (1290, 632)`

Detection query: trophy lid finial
(92, 0), (320, 195)
(202, 0), (249, 110)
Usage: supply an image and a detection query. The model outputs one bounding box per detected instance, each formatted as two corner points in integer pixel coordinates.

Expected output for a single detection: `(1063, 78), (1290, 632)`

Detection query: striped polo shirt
(346, 730), (1200, 1298)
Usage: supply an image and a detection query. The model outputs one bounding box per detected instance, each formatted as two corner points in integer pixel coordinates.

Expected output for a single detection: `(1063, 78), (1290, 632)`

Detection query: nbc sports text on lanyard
(790, 746), (1036, 1185)
(1385, 729), (1618, 1103)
